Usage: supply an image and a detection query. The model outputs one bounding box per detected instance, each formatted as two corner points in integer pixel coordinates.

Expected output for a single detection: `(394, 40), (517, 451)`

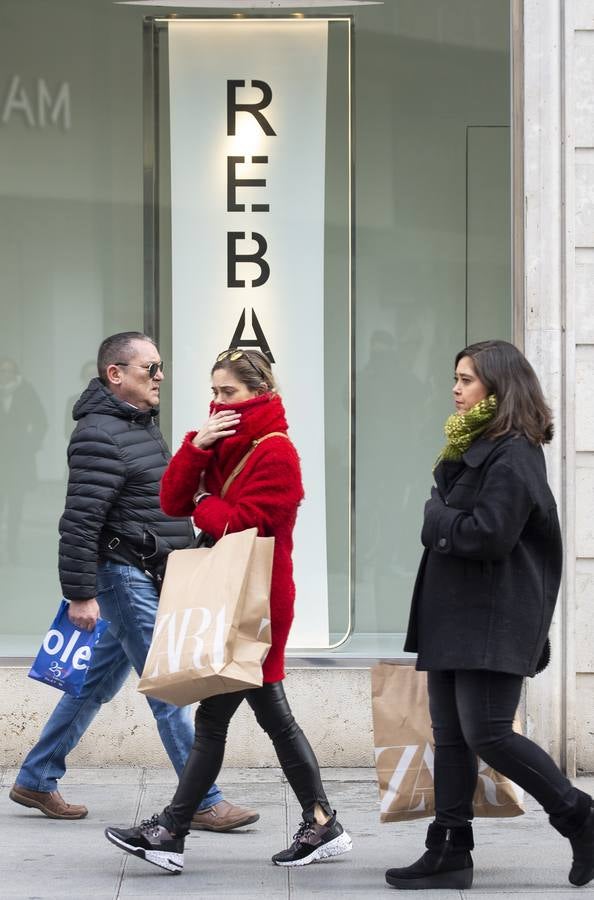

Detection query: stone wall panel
(576, 155), (594, 246)
(576, 674), (594, 773)
(576, 561), (594, 672)
(576, 345), (594, 449)
(576, 456), (594, 557)
(576, 249), (594, 342)
(0, 668), (375, 768)
(576, 31), (594, 146)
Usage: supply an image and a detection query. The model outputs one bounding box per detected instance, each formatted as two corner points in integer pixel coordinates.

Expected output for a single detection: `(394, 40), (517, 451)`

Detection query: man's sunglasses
(116, 361), (164, 379)
(216, 348), (265, 379)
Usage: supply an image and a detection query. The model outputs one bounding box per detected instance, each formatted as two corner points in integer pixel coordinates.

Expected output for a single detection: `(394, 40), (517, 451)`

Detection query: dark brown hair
(211, 348), (276, 394)
(456, 340), (553, 444)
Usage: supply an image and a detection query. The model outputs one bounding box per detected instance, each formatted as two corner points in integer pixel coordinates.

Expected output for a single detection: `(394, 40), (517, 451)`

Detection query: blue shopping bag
(28, 600), (109, 697)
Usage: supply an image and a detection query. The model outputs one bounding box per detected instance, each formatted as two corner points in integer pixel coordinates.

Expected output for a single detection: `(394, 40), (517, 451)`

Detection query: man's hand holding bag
(138, 527), (273, 705)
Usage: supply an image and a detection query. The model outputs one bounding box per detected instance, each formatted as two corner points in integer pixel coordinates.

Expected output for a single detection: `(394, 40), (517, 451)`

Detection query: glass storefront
(0, 0), (511, 659)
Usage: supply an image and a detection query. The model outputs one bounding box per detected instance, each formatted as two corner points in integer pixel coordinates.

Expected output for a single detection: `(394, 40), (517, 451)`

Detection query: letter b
(227, 232), (270, 288)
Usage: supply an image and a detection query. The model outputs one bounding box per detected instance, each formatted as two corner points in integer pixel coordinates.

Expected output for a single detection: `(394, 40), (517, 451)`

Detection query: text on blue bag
(28, 600), (109, 697)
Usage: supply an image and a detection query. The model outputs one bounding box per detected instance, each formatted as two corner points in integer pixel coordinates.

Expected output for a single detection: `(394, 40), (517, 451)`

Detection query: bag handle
(220, 432), (289, 498)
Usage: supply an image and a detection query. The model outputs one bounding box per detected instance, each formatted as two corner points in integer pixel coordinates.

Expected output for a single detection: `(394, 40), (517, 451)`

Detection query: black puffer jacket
(59, 378), (193, 600)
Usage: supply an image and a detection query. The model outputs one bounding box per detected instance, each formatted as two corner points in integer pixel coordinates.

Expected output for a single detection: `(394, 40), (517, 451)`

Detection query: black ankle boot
(385, 822), (474, 890)
(568, 804), (594, 886)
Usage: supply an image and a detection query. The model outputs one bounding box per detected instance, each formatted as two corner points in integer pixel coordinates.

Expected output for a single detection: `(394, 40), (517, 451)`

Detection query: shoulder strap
(220, 432), (289, 498)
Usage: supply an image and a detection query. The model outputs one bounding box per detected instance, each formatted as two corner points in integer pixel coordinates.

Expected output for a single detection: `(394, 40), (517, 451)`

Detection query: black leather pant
(429, 669), (591, 834)
(160, 681), (332, 836)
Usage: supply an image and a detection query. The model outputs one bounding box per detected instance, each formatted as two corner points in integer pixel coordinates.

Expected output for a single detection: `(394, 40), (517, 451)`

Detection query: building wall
(0, 2), (517, 771)
(1, 668), (374, 769)
(1, 2), (592, 775)
(573, 0), (594, 773)
(524, 0), (594, 775)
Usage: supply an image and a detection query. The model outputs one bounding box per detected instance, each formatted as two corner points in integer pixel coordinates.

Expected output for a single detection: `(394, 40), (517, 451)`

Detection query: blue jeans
(17, 561), (222, 811)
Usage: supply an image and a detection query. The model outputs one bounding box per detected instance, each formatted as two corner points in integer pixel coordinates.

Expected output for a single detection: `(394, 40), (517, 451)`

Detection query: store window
(0, 0), (511, 660)
(0, 0), (148, 655)
(347, 1), (512, 657)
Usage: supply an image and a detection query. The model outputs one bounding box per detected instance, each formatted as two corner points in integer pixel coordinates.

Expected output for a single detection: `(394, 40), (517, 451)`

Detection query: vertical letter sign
(168, 20), (330, 646)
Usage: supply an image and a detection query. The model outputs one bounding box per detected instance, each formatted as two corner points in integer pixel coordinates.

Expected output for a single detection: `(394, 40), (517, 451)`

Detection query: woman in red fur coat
(105, 349), (351, 875)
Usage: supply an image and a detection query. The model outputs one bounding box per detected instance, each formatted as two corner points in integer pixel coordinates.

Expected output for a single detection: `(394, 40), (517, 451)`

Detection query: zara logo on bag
(375, 743), (435, 815)
(375, 743), (524, 815)
(145, 607), (227, 677)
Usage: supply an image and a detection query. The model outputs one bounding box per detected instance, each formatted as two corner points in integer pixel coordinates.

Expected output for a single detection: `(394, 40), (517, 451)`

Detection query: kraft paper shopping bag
(138, 527), (273, 705)
(371, 663), (525, 822)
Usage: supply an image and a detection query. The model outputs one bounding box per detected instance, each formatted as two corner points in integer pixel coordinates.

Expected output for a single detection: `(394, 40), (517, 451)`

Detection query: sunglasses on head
(216, 348), (266, 380)
(116, 361), (164, 379)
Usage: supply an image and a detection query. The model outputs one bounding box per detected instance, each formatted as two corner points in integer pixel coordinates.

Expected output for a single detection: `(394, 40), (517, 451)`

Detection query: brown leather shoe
(9, 785), (88, 820)
(190, 799), (259, 832)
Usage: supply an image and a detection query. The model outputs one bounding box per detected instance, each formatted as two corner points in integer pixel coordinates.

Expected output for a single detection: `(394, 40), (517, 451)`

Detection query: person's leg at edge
(159, 690), (248, 835)
(456, 669), (594, 887)
(430, 670), (478, 827)
(385, 670), (475, 890)
(103, 691), (249, 874)
(104, 683), (351, 873)
(100, 562), (222, 812)
(158, 682), (336, 835)
(10, 626), (132, 819)
(248, 681), (332, 823)
(248, 681), (352, 866)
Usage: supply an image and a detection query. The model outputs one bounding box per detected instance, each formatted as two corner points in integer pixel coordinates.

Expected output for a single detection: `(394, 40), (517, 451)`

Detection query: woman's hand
(192, 410), (241, 449)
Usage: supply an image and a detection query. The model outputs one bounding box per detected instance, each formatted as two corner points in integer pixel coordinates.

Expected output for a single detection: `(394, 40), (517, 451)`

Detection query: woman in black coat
(386, 340), (594, 891)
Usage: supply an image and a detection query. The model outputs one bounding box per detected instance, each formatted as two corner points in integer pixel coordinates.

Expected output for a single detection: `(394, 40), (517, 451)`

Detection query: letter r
(227, 80), (276, 136)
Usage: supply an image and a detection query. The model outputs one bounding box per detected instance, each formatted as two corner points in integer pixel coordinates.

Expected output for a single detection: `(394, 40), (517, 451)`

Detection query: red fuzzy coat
(160, 392), (304, 682)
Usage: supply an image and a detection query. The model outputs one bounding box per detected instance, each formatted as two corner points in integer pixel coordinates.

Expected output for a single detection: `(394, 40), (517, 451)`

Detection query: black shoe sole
(104, 828), (183, 874)
(272, 831), (353, 867)
(385, 868), (473, 890)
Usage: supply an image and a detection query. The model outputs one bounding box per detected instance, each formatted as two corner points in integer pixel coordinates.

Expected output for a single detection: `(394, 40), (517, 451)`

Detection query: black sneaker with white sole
(272, 812), (352, 867)
(104, 813), (184, 874)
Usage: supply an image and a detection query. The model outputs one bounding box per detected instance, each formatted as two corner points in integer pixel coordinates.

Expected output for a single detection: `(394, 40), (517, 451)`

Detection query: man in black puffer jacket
(10, 332), (258, 833)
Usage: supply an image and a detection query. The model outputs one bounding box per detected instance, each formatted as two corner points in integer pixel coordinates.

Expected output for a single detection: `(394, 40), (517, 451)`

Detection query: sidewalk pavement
(1, 767), (593, 899)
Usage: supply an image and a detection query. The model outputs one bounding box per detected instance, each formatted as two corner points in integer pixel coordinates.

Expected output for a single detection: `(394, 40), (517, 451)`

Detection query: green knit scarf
(435, 394), (497, 468)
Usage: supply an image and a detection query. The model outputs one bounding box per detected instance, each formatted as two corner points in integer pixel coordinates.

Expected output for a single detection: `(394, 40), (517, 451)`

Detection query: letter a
(229, 309), (275, 363)
(2, 75), (35, 126)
